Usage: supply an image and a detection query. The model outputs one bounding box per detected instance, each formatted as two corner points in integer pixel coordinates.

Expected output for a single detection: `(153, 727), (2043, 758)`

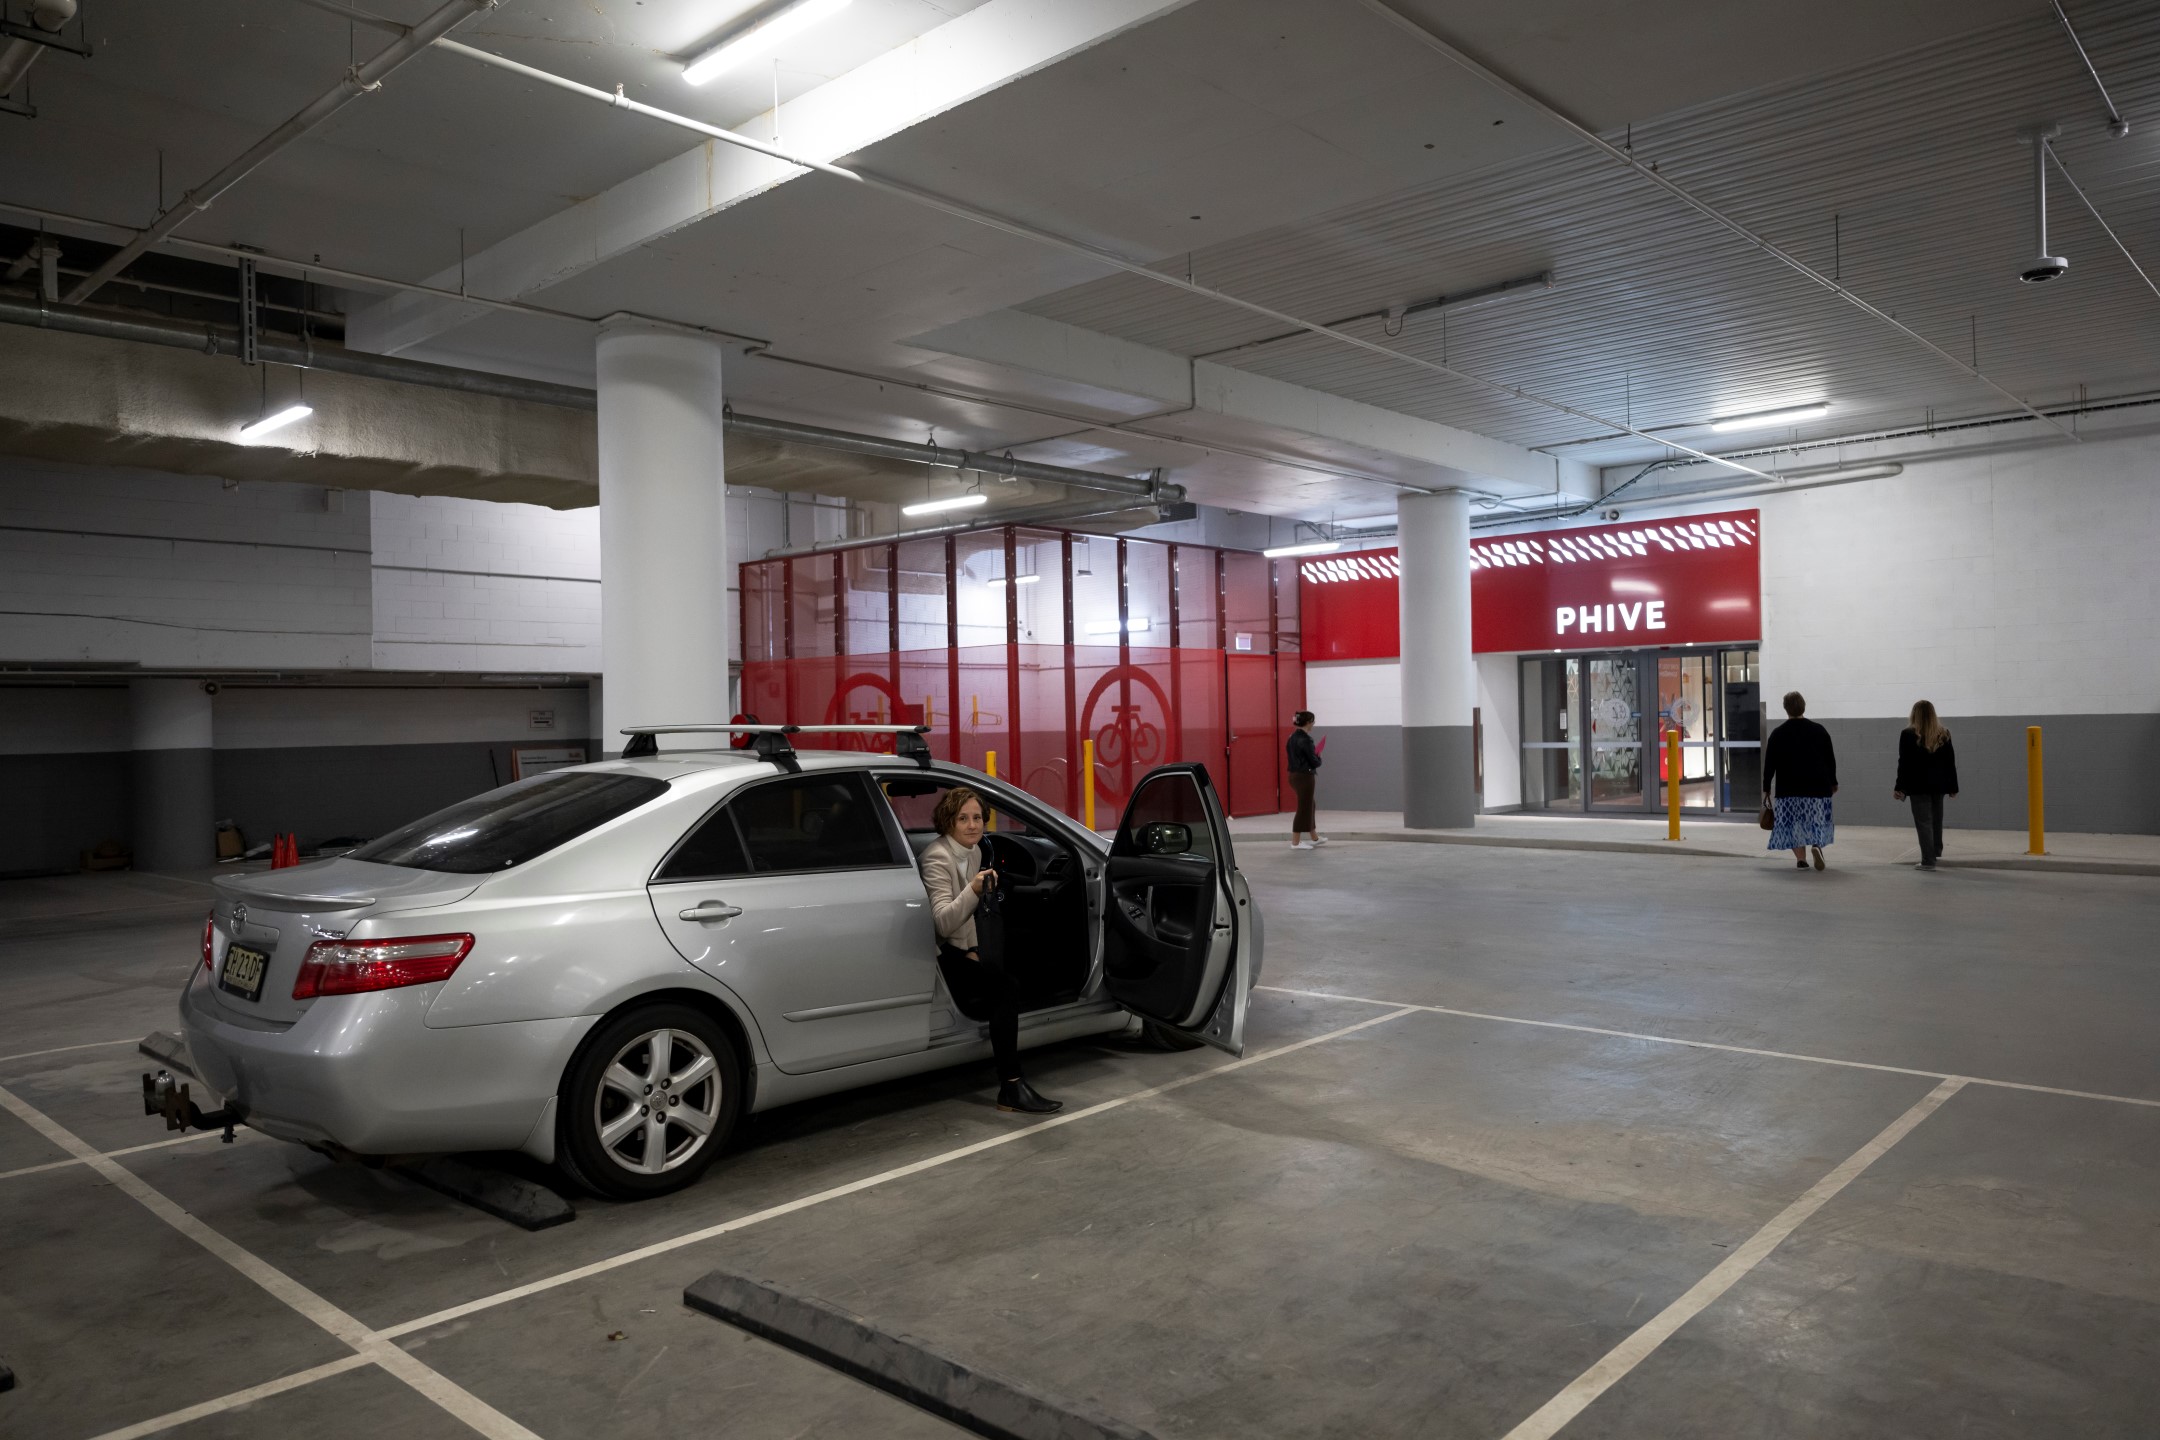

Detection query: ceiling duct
(0, 0), (81, 117)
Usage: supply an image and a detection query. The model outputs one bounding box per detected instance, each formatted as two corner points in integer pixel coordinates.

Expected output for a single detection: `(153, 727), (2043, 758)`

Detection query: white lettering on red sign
(1555, 601), (1666, 636)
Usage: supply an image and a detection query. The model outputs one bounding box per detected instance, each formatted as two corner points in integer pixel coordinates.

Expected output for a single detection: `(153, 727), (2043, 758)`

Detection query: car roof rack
(619, 724), (935, 773)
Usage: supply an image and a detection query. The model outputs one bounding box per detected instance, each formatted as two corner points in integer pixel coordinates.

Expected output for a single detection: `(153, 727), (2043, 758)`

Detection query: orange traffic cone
(272, 834), (292, 869)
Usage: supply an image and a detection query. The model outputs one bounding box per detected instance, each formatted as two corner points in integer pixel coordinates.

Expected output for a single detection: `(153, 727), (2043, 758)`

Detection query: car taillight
(292, 934), (474, 999)
(202, 912), (216, 970)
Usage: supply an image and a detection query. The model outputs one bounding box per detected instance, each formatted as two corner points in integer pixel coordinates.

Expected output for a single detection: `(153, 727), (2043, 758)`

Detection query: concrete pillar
(130, 678), (215, 871)
(1399, 491), (1477, 829)
(595, 320), (730, 754)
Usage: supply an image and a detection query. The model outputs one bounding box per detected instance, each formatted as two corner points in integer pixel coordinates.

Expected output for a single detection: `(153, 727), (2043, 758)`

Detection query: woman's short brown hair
(932, 786), (984, 837)
(1782, 690), (1806, 717)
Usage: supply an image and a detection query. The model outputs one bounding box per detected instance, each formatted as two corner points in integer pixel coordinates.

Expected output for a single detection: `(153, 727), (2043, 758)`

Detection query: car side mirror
(1137, 822), (1192, 855)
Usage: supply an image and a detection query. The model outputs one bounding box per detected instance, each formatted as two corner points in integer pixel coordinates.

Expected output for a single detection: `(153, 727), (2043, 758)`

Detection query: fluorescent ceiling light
(684, 0), (852, 85)
(238, 404), (313, 441)
(1262, 541), (1341, 558)
(1708, 403), (1829, 433)
(1332, 514), (1398, 530)
(902, 493), (987, 517)
(986, 574), (1041, 587)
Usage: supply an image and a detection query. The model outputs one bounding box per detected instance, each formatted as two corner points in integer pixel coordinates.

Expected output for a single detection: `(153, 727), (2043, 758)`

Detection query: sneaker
(1796, 859), (1809, 869)
(1810, 846), (1826, 871)
(1918, 862), (1938, 871)
(1313, 835), (1331, 847)
(1293, 840), (1317, 850)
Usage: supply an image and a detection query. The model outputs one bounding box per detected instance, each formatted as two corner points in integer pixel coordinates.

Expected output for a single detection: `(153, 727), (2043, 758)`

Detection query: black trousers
(1910, 792), (1946, 865)
(938, 944), (1021, 1082)
(1288, 770), (1317, 832)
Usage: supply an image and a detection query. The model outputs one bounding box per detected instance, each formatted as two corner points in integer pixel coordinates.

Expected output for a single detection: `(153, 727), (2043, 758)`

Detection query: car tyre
(558, 1003), (740, 1200)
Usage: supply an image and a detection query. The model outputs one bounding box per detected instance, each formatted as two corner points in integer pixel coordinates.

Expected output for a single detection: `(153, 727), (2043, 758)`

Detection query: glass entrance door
(1586, 654), (1644, 808)
(1656, 654), (1717, 811)
(1519, 657), (1581, 809)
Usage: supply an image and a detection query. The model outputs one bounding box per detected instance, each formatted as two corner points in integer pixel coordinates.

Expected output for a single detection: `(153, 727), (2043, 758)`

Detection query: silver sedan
(177, 732), (1259, 1199)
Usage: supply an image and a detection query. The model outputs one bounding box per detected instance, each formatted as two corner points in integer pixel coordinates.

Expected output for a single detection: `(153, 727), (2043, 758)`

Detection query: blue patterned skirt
(1769, 796), (1834, 849)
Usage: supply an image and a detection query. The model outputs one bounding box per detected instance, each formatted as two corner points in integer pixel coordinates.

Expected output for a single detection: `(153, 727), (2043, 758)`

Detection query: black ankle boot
(996, 1079), (1062, 1114)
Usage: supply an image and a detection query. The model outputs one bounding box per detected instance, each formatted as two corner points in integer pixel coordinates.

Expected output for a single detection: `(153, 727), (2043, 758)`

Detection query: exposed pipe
(725, 413), (1166, 500)
(0, 196), (770, 348)
(0, 291), (594, 406)
(0, 0), (76, 99)
(430, 37), (1780, 483)
(2051, 1), (2129, 138)
(0, 292), (1180, 500)
(764, 494), (1173, 559)
(2021, 133), (2071, 284)
(2045, 146), (2160, 303)
(1355, 0), (2078, 444)
(63, 0), (497, 306)
(1191, 270), (1553, 362)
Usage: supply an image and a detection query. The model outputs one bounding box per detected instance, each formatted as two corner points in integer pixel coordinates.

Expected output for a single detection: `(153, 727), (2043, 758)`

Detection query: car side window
(724, 772), (903, 874)
(1114, 771), (1217, 862)
(879, 778), (1035, 836)
(655, 803), (753, 882)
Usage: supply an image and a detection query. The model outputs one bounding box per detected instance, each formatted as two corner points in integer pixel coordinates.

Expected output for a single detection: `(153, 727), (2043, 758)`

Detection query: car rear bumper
(177, 969), (589, 1156)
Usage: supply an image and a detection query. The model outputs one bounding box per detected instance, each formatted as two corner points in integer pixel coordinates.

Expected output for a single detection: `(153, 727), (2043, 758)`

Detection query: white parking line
(26, 1003), (1420, 1438)
(1499, 1077), (1968, 1439)
(1258, 985), (2160, 1109)
(378, 1005), (1422, 1340)
(87, 1356), (376, 1440)
(0, 1081), (543, 1440)
(0, 1037), (136, 1065)
(0, 1128), (230, 1183)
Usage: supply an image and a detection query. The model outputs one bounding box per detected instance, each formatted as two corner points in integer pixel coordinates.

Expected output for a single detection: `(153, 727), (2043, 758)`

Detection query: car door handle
(678, 901), (742, 923)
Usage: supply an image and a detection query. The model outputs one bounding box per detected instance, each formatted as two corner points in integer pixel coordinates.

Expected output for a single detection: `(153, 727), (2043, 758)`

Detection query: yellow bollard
(1666, 729), (1682, 841)
(1083, 738), (1097, 831)
(2027, 725), (2045, 855)
(984, 750), (997, 831)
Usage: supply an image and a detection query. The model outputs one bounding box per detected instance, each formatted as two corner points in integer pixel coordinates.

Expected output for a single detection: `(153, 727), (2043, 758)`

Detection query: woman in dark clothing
(1286, 710), (1325, 849)
(1893, 699), (1960, 871)
(1762, 690), (1839, 870)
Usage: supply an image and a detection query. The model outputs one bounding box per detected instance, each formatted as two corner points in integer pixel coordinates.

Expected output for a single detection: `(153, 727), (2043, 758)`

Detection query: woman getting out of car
(919, 787), (1062, 1115)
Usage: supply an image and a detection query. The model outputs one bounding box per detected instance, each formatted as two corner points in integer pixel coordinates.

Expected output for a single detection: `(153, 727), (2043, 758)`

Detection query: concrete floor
(2, 838), (2157, 1439)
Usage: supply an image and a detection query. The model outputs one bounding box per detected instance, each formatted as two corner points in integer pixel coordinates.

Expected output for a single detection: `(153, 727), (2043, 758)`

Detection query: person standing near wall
(1287, 710), (1327, 850)
(1893, 700), (1959, 871)
(1762, 690), (1838, 870)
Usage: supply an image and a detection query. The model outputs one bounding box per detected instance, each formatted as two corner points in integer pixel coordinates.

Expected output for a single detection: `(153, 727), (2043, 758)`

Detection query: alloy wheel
(592, 1026), (723, 1176)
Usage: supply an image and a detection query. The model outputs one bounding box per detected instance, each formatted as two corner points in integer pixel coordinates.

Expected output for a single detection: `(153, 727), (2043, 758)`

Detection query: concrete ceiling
(5, 0), (2144, 527)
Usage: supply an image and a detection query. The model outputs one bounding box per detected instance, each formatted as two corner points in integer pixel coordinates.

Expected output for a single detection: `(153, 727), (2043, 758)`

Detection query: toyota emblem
(231, 902), (248, 928)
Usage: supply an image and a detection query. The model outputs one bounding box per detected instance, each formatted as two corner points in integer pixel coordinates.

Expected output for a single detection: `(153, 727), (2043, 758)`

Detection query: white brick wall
(214, 686), (590, 748)
(368, 491), (602, 671)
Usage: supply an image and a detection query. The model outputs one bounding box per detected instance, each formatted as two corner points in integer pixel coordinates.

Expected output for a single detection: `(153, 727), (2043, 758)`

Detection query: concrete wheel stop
(684, 1270), (1156, 1440)
(388, 1157), (575, 1231)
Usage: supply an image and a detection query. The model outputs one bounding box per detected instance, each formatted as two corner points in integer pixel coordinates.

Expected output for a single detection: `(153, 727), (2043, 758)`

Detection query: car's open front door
(1099, 763), (1248, 1056)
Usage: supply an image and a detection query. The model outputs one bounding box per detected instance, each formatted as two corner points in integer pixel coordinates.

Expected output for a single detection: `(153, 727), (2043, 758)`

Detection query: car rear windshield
(351, 772), (670, 874)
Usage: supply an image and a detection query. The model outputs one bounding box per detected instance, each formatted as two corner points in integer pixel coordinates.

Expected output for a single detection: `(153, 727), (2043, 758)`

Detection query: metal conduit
(763, 494), (1170, 559)
(1354, 0), (2077, 444)
(64, 0), (498, 306)
(0, 293), (1175, 499)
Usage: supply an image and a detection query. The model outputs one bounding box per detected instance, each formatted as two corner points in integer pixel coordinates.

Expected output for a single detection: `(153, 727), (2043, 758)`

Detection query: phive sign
(1297, 509), (1761, 660)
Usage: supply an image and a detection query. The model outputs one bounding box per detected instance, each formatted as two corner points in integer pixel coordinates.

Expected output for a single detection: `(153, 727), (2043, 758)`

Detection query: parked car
(174, 728), (1261, 1199)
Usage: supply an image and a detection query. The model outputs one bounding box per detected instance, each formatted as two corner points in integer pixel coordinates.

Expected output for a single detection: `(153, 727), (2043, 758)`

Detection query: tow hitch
(141, 1070), (239, 1143)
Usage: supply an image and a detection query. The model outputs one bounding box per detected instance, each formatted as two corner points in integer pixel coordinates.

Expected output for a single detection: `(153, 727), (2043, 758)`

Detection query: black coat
(1763, 717), (1838, 798)
(1894, 730), (1960, 795)
(1286, 729), (1321, 773)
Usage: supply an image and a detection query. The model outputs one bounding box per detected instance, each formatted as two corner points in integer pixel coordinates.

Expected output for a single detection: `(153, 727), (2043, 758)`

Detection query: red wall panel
(1298, 510), (1762, 658)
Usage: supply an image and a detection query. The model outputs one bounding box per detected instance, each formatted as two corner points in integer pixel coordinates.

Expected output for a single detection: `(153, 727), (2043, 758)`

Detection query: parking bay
(5, 845), (2160, 1438)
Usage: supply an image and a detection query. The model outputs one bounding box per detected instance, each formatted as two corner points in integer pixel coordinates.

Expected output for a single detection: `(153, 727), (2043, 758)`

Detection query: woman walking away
(1894, 700), (1959, 871)
(1287, 710), (1326, 849)
(919, 787), (1061, 1114)
(1762, 690), (1838, 870)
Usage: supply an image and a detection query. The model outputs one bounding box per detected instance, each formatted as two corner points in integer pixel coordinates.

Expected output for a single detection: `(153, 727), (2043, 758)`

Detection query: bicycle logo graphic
(1080, 665), (1172, 806)
(820, 671), (922, 751)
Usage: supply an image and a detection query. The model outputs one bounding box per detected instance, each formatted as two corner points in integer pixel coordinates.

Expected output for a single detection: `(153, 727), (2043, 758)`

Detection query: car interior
(878, 775), (1094, 1013)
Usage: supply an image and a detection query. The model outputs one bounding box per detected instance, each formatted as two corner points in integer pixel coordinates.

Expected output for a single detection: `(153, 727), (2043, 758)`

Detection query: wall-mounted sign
(1298, 510), (1762, 658)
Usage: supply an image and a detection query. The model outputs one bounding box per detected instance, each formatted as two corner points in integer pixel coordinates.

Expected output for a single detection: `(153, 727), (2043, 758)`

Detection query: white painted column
(1399, 491), (1477, 828)
(130, 678), (215, 870)
(595, 320), (730, 754)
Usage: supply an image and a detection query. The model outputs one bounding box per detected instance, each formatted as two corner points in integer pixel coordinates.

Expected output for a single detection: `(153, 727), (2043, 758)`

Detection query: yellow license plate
(220, 943), (270, 1002)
